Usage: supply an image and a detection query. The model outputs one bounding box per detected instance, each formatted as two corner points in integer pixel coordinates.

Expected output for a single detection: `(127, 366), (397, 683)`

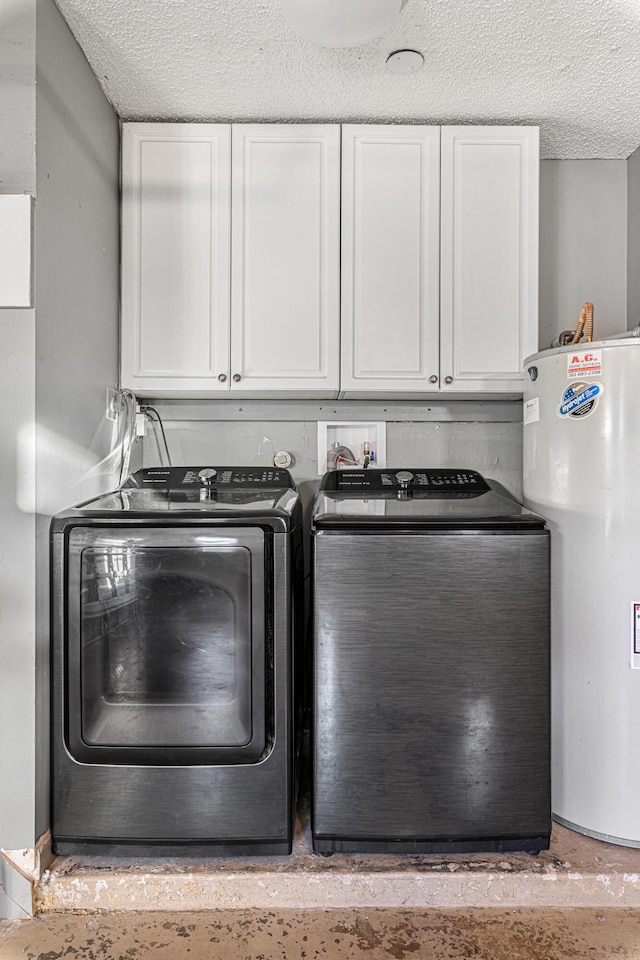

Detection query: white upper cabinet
(440, 126), (539, 393)
(341, 125), (441, 395)
(231, 125), (340, 394)
(122, 122), (340, 397)
(120, 122), (539, 398)
(121, 123), (231, 395)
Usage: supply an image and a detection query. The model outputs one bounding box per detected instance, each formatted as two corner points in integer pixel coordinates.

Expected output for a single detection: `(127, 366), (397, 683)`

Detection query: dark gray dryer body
(51, 466), (303, 856)
(311, 468), (550, 856)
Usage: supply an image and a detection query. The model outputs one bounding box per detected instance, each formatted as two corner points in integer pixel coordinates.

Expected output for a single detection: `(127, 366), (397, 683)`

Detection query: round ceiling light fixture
(386, 49), (425, 74)
(279, 0), (404, 48)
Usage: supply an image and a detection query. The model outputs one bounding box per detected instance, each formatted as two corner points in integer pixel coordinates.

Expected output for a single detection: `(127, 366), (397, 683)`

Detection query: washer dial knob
(198, 468), (218, 486)
(396, 470), (415, 488)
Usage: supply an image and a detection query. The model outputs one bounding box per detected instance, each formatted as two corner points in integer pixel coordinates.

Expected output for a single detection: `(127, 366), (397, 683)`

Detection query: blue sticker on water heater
(557, 381), (603, 420)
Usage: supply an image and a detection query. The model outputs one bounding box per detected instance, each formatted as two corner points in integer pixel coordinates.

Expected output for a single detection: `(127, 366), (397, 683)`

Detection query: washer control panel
(125, 467), (294, 489)
(320, 468), (490, 493)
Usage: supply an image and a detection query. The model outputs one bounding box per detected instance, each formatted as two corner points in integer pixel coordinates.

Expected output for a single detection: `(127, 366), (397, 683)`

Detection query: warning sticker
(632, 603), (640, 669)
(523, 397), (540, 425)
(567, 350), (602, 379)
(557, 381), (603, 420)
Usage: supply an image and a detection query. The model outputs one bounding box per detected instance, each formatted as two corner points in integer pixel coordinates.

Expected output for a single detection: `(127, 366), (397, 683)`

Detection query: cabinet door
(121, 123), (231, 396)
(231, 125), (340, 396)
(440, 126), (539, 394)
(341, 125), (441, 395)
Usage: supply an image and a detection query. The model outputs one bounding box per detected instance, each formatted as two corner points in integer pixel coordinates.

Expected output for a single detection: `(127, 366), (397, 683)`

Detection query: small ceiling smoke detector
(386, 49), (425, 74)
(280, 0), (403, 48)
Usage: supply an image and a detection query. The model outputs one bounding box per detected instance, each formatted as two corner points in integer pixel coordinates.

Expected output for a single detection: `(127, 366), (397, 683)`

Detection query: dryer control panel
(125, 467), (295, 489)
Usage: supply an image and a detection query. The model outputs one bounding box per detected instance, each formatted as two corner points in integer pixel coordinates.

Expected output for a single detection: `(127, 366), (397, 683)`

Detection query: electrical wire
(140, 405), (172, 467)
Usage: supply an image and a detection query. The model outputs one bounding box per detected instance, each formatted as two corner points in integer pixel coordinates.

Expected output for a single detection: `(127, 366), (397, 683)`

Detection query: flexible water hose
(571, 302), (594, 345)
(571, 304), (586, 345)
(584, 302), (594, 342)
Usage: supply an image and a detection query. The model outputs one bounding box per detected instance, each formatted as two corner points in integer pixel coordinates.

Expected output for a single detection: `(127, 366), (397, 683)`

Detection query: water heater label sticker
(632, 603), (640, 669)
(567, 350), (602, 378)
(557, 381), (603, 420)
(523, 398), (539, 425)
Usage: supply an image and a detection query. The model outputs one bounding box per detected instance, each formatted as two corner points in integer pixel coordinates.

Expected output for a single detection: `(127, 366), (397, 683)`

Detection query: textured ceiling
(53, 0), (640, 159)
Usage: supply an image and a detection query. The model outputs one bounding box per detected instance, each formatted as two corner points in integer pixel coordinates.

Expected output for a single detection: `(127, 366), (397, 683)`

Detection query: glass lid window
(67, 529), (266, 758)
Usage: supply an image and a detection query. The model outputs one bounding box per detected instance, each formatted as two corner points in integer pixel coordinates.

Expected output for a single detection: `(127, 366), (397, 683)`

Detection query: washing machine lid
(52, 466), (300, 526)
(312, 468), (546, 530)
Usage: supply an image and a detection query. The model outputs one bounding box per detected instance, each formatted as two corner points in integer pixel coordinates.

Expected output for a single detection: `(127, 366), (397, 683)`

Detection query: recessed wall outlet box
(317, 421), (386, 475)
(0, 195), (33, 308)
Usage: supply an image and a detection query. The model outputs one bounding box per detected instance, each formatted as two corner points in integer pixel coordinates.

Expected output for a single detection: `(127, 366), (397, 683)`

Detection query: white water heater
(522, 337), (640, 846)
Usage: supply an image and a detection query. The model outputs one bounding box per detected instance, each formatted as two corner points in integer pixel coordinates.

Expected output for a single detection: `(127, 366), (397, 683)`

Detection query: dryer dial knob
(198, 468), (218, 486)
(396, 470), (414, 488)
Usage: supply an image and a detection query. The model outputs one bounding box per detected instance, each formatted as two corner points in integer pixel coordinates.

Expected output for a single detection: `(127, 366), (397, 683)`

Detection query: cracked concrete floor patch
(2, 908), (640, 959)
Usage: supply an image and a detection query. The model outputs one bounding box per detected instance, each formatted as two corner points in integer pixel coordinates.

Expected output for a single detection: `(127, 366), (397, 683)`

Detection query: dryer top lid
(51, 467), (300, 527)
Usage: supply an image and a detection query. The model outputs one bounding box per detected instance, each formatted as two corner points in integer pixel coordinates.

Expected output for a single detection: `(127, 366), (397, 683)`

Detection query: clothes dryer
(51, 466), (302, 856)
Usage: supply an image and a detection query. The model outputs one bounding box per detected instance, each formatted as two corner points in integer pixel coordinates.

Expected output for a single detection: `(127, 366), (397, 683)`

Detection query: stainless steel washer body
(51, 466), (302, 856)
(312, 468), (550, 855)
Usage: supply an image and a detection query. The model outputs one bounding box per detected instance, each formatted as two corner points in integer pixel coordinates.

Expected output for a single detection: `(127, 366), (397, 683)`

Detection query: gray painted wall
(0, 0), (37, 853)
(0, 313), (36, 851)
(34, 0), (120, 841)
(0, 0), (35, 192)
(36, 0), (120, 514)
(627, 146), (640, 330)
(142, 402), (523, 509)
(539, 159), (627, 349)
(0, 0), (119, 857)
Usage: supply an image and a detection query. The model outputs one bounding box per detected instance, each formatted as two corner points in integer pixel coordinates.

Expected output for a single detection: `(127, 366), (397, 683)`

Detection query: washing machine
(312, 467), (550, 855)
(51, 465), (303, 856)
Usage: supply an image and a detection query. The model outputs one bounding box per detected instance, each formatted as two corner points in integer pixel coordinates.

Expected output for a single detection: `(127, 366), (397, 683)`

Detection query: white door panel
(121, 123), (231, 395)
(440, 127), (539, 393)
(341, 125), (441, 394)
(231, 125), (340, 395)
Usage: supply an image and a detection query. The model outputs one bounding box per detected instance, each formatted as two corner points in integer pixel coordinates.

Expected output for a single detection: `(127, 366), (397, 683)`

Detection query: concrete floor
(2, 907), (640, 958)
(36, 821), (640, 912)
(6, 819), (640, 957)
(13, 769), (640, 955)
